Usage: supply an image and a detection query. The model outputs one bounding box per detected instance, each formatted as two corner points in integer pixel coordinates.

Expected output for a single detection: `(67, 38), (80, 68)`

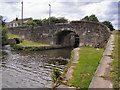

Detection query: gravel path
(89, 34), (115, 88)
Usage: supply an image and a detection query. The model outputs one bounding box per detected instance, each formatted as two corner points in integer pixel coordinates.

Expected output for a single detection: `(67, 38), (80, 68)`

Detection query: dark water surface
(2, 46), (72, 88)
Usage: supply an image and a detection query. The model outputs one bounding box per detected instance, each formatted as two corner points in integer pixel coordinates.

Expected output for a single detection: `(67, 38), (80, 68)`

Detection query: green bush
(2, 27), (8, 46)
(24, 20), (37, 26)
(12, 44), (23, 50)
(50, 62), (61, 83)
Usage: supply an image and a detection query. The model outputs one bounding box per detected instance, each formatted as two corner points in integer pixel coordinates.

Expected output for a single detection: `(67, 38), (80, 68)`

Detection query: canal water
(1, 45), (72, 88)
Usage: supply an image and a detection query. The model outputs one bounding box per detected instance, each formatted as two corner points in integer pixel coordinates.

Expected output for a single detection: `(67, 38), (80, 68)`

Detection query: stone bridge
(8, 21), (111, 48)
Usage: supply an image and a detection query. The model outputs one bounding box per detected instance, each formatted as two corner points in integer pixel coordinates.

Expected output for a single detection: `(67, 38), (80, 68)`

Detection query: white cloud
(0, 0), (118, 29)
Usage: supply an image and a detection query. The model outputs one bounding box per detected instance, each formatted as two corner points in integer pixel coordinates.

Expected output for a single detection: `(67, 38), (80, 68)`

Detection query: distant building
(6, 17), (32, 27)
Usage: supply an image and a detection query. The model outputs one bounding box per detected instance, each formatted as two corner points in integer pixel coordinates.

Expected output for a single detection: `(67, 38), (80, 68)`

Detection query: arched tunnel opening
(56, 30), (79, 48)
(74, 34), (79, 48)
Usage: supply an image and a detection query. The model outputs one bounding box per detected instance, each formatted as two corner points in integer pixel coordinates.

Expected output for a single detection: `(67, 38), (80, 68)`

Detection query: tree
(89, 14), (99, 22)
(42, 17), (68, 25)
(81, 14), (99, 22)
(2, 27), (8, 46)
(58, 17), (68, 23)
(0, 16), (6, 27)
(49, 17), (68, 24)
(42, 18), (49, 25)
(24, 20), (37, 26)
(81, 16), (89, 21)
(49, 17), (58, 24)
(33, 19), (42, 26)
(0, 16), (8, 46)
(102, 21), (115, 31)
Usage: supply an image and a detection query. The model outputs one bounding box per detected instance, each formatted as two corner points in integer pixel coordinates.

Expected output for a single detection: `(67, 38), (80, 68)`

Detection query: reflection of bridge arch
(55, 30), (80, 48)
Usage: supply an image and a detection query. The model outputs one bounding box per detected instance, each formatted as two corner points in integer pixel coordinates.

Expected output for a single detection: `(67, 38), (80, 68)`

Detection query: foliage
(33, 19), (42, 26)
(81, 14), (99, 22)
(0, 16), (6, 27)
(49, 17), (68, 24)
(102, 21), (115, 31)
(81, 14), (115, 30)
(81, 16), (89, 21)
(42, 18), (49, 25)
(24, 20), (37, 26)
(18, 22), (21, 26)
(58, 17), (68, 23)
(50, 62), (61, 83)
(41, 17), (68, 25)
(24, 17), (68, 26)
(2, 27), (8, 46)
(89, 14), (99, 22)
(11, 43), (23, 50)
(0, 16), (8, 46)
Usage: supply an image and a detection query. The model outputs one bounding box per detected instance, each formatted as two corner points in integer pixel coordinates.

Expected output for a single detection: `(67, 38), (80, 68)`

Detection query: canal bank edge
(11, 44), (72, 51)
(57, 47), (80, 89)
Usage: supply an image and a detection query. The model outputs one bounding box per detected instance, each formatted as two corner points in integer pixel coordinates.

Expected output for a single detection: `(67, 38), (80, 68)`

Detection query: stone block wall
(8, 21), (111, 48)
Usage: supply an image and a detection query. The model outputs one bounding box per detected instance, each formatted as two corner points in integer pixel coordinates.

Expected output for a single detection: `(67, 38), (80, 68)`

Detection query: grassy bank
(67, 47), (104, 88)
(7, 33), (50, 50)
(17, 40), (50, 47)
(7, 33), (21, 39)
(110, 33), (119, 88)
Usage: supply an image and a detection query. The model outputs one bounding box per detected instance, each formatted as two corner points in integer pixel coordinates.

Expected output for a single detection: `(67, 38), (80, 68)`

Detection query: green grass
(68, 47), (104, 88)
(17, 40), (50, 47)
(111, 33), (119, 88)
(7, 33), (50, 48)
(7, 33), (21, 39)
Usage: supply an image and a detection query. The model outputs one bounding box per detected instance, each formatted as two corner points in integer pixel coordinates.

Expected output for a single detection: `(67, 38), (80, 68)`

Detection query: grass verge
(67, 47), (104, 88)
(7, 33), (50, 50)
(7, 33), (21, 39)
(110, 33), (119, 88)
(17, 40), (50, 47)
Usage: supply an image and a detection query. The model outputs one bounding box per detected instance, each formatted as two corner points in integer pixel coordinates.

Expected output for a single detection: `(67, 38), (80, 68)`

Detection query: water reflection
(2, 47), (72, 88)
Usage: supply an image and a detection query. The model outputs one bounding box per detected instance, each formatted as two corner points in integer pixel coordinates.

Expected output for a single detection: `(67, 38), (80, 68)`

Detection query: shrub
(50, 62), (61, 83)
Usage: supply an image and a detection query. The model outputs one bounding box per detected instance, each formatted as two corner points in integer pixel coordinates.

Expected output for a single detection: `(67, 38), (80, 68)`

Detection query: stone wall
(8, 21), (111, 48)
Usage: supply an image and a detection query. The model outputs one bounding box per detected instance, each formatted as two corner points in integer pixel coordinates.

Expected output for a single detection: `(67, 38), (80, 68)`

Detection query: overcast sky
(0, 0), (119, 29)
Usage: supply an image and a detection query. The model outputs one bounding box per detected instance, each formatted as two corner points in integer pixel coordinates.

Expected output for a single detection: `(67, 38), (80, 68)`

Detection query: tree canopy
(102, 21), (115, 31)
(0, 16), (6, 27)
(0, 16), (8, 46)
(81, 16), (89, 21)
(24, 20), (37, 26)
(24, 15), (115, 31)
(81, 14), (99, 22)
(88, 15), (99, 22)
(81, 14), (115, 31)
(24, 17), (68, 26)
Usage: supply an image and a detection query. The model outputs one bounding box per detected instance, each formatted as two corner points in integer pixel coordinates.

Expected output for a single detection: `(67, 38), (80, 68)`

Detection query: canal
(1, 45), (72, 88)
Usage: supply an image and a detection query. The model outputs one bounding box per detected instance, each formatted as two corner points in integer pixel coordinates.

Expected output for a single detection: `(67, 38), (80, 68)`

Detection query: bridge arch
(55, 30), (80, 48)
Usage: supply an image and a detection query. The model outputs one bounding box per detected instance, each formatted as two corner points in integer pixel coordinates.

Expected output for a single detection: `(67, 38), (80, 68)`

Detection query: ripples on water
(2, 46), (72, 88)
